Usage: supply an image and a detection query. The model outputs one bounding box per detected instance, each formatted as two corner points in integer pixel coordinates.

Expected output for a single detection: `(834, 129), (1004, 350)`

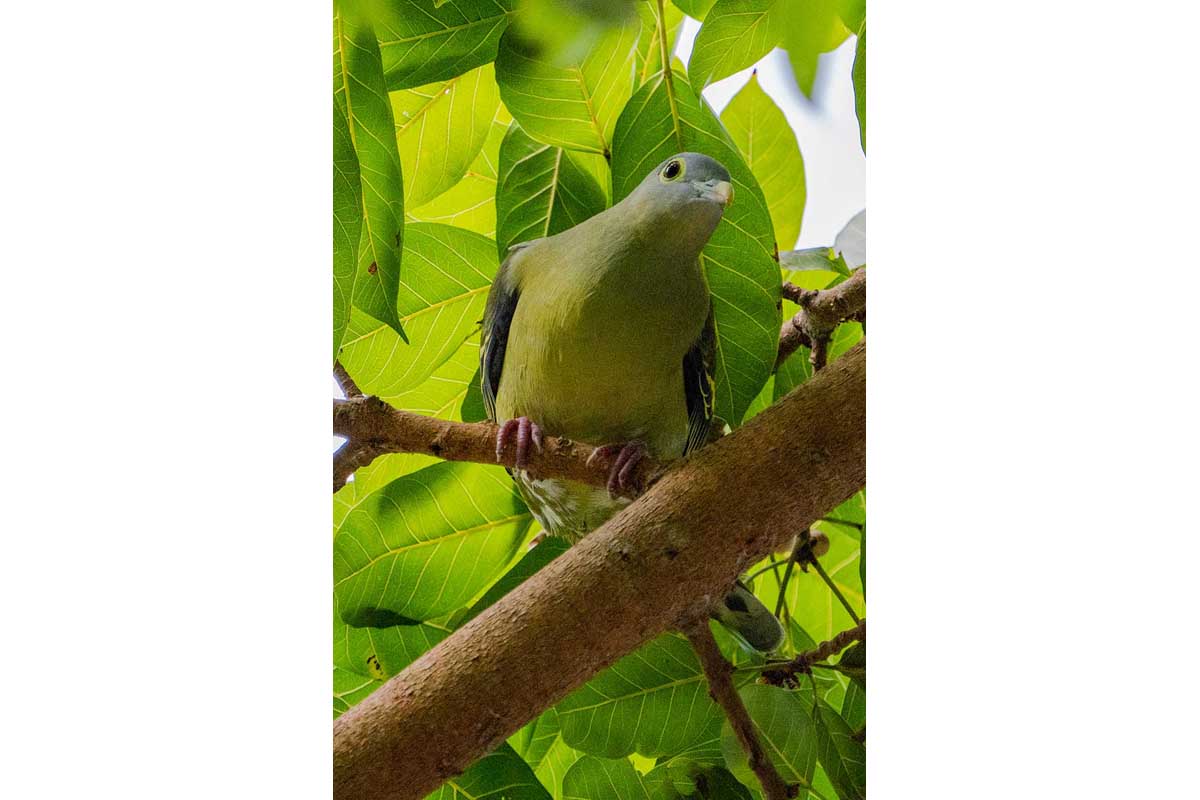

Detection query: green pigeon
(481, 152), (783, 652)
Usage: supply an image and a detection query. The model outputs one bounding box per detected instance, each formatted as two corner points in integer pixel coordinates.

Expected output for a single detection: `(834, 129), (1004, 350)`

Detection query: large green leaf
(721, 72), (806, 249)
(812, 701), (865, 800)
(393, 63), (501, 208)
(673, 0), (717, 19)
(334, 460), (532, 623)
(852, 23), (865, 153)
(457, 536), (570, 626)
(511, 708), (585, 799)
(334, 91), (362, 361)
(687, 0), (783, 90)
(428, 743), (552, 800)
(720, 685), (817, 793)
(495, 122), (609, 255)
(644, 759), (753, 799)
(335, 9), (407, 336)
(337, 223), (498, 398)
(556, 633), (733, 758)
(495, 17), (639, 156)
(375, 0), (515, 91)
(333, 666), (382, 719)
(780, 0), (850, 97)
(408, 106), (511, 235)
(563, 756), (650, 800)
(611, 70), (780, 424)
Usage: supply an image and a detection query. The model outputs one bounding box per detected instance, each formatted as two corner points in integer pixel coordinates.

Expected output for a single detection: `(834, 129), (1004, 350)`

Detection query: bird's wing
(480, 242), (532, 422)
(682, 303), (717, 456)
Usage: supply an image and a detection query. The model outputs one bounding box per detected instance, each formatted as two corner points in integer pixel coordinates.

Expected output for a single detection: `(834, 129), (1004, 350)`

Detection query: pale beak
(697, 179), (734, 208)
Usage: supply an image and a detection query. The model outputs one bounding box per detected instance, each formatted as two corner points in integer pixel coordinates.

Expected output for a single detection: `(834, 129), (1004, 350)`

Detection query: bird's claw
(496, 416), (544, 469)
(588, 440), (647, 498)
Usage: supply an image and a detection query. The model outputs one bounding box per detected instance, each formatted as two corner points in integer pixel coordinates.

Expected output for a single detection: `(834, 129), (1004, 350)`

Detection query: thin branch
(334, 361), (362, 398)
(684, 623), (796, 800)
(776, 268), (866, 371)
(332, 396), (663, 498)
(762, 619), (866, 686)
(809, 556), (861, 624)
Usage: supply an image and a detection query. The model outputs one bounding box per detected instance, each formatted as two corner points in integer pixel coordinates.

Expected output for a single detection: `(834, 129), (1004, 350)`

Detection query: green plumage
(481, 153), (783, 651)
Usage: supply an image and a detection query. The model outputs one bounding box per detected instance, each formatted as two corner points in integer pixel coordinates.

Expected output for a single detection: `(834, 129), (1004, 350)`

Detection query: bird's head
(625, 152), (734, 247)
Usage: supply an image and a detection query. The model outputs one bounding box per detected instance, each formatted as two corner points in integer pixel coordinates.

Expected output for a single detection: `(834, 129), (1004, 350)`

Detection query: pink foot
(496, 416), (544, 469)
(587, 440), (647, 497)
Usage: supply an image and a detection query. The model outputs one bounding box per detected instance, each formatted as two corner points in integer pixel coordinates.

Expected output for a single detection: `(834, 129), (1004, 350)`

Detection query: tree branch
(333, 341), (865, 800)
(685, 623), (795, 800)
(762, 619), (866, 687)
(776, 268), (866, 370)
(332, 396), (662, 497)
(333, 360), (362, 398)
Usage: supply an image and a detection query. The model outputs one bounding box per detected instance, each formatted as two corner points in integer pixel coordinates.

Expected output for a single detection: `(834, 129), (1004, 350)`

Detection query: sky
(674, 21), (866, 251)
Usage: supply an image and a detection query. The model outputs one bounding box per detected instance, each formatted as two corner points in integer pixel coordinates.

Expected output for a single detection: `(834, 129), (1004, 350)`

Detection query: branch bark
(685, 623), (794, 800)
(332, 396), (661, 497)
(333, 340), (866, 800)
(776, 268), (866, 370)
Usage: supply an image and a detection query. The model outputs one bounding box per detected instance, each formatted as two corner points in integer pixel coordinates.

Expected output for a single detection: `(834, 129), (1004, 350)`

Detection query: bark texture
(333, 341), (866, 800)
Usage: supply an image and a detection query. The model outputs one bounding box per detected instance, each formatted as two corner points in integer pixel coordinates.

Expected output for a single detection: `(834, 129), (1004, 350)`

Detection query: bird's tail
(711, 580), (785, 653)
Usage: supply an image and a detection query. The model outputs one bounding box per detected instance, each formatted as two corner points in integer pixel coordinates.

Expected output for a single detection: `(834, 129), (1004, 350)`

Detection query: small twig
(776, 268), (866, 371)
(334, 361), (362, 398)
(684, 623), (796, 800)
(809, 557), (860, 624)
(762, 619), (866, 686)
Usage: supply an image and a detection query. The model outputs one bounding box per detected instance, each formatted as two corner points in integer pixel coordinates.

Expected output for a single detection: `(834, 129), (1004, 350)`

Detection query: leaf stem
(808, 557), (861, 624)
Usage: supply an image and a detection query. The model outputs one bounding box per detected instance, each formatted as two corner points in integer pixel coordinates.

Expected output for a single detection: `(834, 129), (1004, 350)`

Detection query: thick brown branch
(333, 341), (865, 800)
(776, 268), (866, 370)
(332, 396), (661, 498)
(685, 623), (794, 800)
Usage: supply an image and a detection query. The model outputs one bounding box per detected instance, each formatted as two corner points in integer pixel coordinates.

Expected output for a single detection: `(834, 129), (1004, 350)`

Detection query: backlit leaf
(611, 70), (780, 424)
(334, 460), (532, 622)
(338, 223), (498, 398)
(393, 63), (501, 207)
(635, 0), (683, 87)
(556, 633), (736, 758)
(562, 756), (650, 800)
(495, 122), (608, 255)
(780, 0), (850, 97)
(428, 743), (551, 799)
(720, 685), (817, 792)
(334, 90), (362, 360)
(334, 666), (382, 718)
(852, 23), (865, 152)
(375, 0), (515, 90)
(688, 0), (783, 90)
(721, 71), (806, 249)
(495, 17), (639, 156)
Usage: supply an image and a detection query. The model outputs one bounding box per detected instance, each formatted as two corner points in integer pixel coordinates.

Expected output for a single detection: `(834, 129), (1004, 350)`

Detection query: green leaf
(645, 759), (753, 799)
(688, 0), (783, 90)
(511, 709), (586, 798)
(335, 9), (407, 336)
(374, 0), (515, 91)
(720, 685), (816, 791)
(563, 756), (650, 800)
(841, 672), (864, 729)
(635, 0), (683, 87)
(457, 537), (570, 626)
(812, 701), (865, 800)
(780, 0), (850, 97)
(556, 633), (732, 758)
(334, 666), (382, 718)
(428, 743), (552, 799)
(852, 24), (864, 153)
(333, 594), (451, 679)
(721, 71), (806, 249)
(337, 223), (498, 399)
(495, 17), (639, 156)
(408, 106), (511, 235)
(836, 0), (864, 34)
(673, 0), (717, 20)
(611, 70), (780, 424)
(393, 63), (501, 207)
(334, 91), (363, 360)
(334, 460), (532, 623)
(495, 122), (609, 255)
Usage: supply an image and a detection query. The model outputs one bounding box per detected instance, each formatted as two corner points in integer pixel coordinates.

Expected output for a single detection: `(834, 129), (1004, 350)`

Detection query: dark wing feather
(480, 243), (529, 422)
(682, 303), (717, 456)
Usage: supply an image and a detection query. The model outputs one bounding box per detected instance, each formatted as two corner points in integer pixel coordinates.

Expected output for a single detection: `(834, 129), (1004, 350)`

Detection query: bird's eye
(662, 159), (682, 180)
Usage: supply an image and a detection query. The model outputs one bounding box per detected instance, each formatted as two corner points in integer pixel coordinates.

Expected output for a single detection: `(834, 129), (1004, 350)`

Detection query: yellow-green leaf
(374, 0), (515, 90)
(688, 0), (783, 90)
